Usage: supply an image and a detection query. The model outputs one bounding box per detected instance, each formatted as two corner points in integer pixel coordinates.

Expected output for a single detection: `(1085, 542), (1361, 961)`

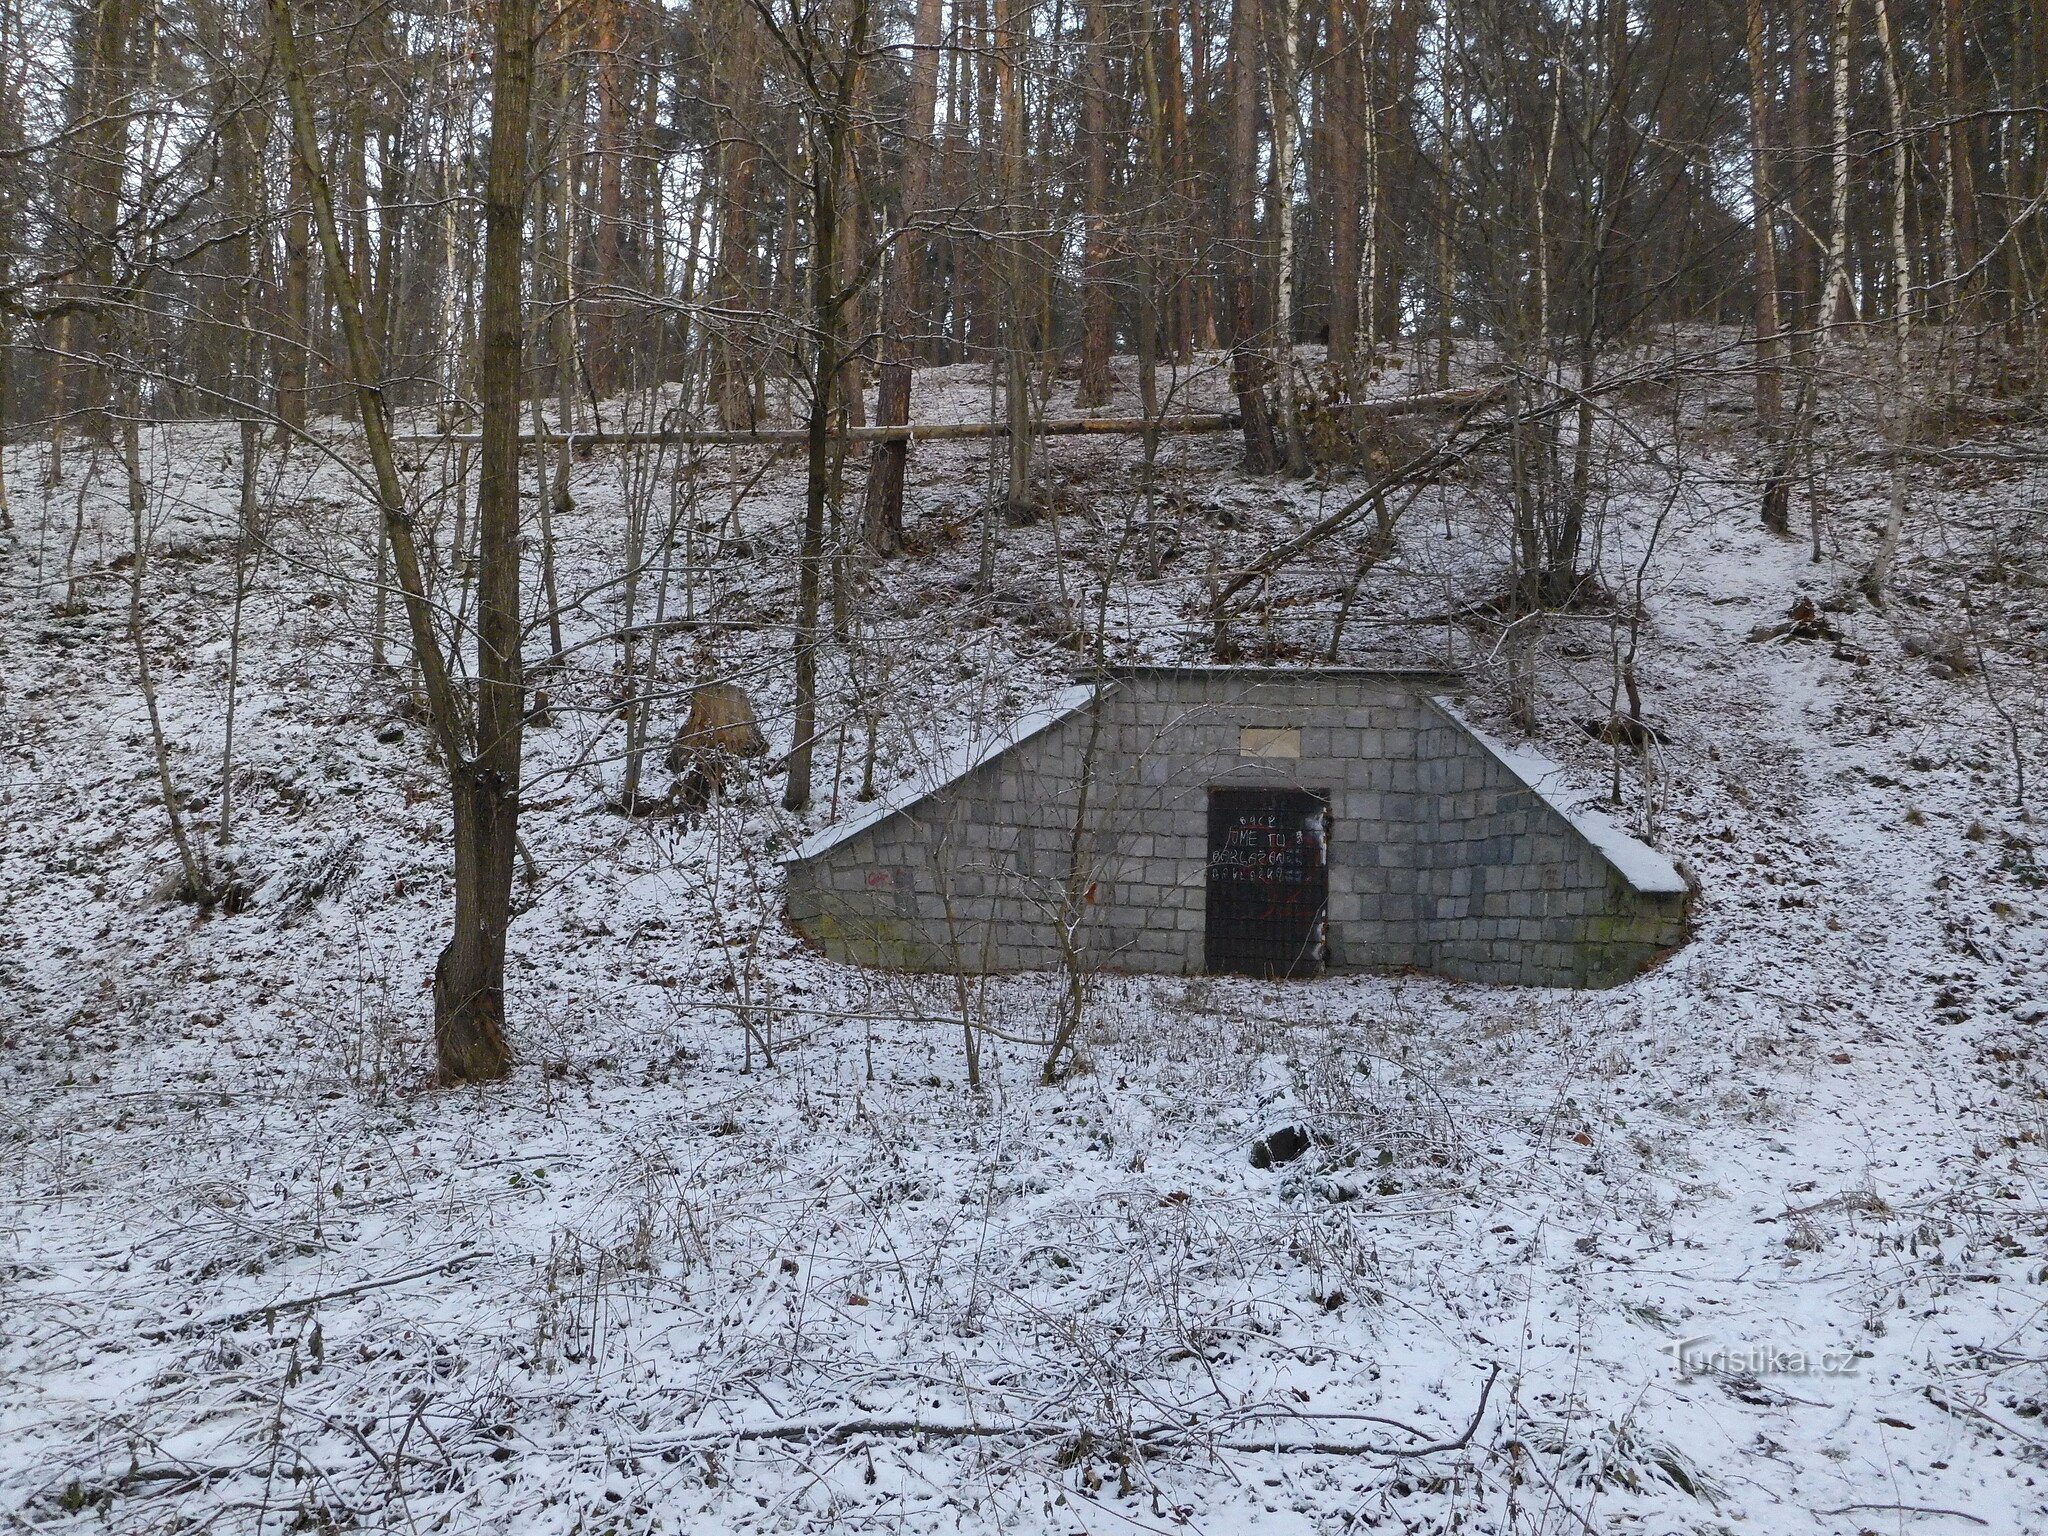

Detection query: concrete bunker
(783, 668), (1690, 987)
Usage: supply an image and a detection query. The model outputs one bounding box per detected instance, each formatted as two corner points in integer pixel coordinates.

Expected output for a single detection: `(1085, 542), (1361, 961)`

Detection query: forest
(2, 0), (2047, 1528)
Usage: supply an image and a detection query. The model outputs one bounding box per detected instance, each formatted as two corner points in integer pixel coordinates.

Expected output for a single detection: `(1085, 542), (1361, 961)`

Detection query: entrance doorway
(1204, 788), (1329, 978)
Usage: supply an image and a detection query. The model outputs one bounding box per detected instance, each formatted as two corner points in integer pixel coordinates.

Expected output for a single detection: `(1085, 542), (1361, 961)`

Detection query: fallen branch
(34, 1458), (254, 1508)
(1923, 1384), (2048, 1448)
(644, 1363), (1501, 1463)
(398, 415), (1231, 448)
(1815, 1504), (1987, 1527)
(613, 1415), (1066, 1463)
(1208, 425), (1499, 619)
(1903, 445), (2048, 464)
(1171, 1363), (1502, 1458)
(157, 1250), (485, 1338)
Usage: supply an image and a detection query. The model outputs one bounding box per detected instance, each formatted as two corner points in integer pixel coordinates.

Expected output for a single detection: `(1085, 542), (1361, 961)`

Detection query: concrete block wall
(782, 685), (1108, 973)
(782, 668), (1690, 987)
(1409, 702), (1690, 985)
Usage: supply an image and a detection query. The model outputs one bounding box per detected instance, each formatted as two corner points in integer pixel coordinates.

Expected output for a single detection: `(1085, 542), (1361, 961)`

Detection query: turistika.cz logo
(1660, 1335), (1861, 1378)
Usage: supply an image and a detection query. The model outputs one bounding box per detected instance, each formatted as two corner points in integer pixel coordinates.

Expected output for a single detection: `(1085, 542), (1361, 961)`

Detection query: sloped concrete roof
(1428, 698), (1689, 896)
(786, 683), (1101, 863)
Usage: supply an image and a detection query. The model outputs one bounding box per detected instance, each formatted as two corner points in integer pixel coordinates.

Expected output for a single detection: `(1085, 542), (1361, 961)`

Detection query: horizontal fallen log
(396, 386), (1505, 447)
(1903, 444), (2048, 463)
(405, 416), (1232, 448)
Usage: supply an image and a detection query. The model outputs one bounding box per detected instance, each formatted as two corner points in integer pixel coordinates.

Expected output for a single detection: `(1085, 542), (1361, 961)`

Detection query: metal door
(1204, 788), (1329, 978)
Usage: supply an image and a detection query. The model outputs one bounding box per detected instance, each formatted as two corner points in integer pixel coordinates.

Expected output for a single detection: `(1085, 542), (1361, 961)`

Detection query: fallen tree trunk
(404, 414), (1232, 447)
(396, 386), (1505, 448)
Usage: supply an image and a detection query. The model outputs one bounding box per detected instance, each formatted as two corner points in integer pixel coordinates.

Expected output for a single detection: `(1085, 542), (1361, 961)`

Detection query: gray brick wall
(782, 668), (1690, 987)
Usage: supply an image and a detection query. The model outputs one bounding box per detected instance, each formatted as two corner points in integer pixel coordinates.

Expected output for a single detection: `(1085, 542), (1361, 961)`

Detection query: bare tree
(268, 0), (535, 1082)
(1746, 0), (1786, 529)
(1860, 0), (1913, 605)
(860, 0), (944, 554)
(754, 0), (876, 811)
(1226, 0), (1281, 471)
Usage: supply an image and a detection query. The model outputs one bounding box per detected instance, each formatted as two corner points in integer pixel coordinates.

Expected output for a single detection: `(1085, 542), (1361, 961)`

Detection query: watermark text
(1660, 1335), (1859, 1378)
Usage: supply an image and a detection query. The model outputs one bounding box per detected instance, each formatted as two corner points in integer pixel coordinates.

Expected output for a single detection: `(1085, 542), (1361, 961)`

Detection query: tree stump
(666, 683), (769, 810)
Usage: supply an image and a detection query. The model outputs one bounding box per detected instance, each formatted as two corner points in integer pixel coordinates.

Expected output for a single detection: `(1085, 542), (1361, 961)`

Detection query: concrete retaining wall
(783, 668), (1690, 986)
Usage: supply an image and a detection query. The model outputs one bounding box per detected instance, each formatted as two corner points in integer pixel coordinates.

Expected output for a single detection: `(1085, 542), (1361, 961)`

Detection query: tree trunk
(1786, 0), (1817, 336)
(1433, 0), (1454, 388)
(783, 0), (871, 811)
(1938, 0), (1973, 309)
(1860, 0), (1913, 605)
(588, 0), (627, 397)
(1076, 0), (1115, 407)
(996, 0), (1037, 521)
(67, 0), (131, 438)
(1374, 0), (1424, 346)
(1265, 0), (1308, 475)
(1747, 0), (1788, 531)
(125, 414), (208, 903)
(1163, 0), (1196, 358)
(1326, 0), (1357, 388)
(1778, 0), (1855, 562)
(1227, 0), (1280, 471)
(836, 151), (866, 433)
(270, 0), (529, 1083)
(1136, 0), (1166, 511)
(788, 199), (836, 815)
(220, 419), (261, 844)
(432, 0), (537, 1081)
(710, 4), (760, 429)
(278, 124), (311, 438)
(1821, 0), (1852, 336)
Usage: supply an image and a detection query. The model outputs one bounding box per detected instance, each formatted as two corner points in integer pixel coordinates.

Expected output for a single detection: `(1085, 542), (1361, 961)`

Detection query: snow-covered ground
(3, 345), (2046, 1533)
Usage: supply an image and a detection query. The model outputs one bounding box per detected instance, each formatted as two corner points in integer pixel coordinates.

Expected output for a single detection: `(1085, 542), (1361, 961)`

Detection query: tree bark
(1860, 0), (1913, 605)
(278, 115), (310, 438)
(1433, 0), (1454, 388)
(65, 0), (132, 439)
(269, 0), (530, 1083)
(1821, 0), (1851, 336)
(1227, 0), (1280, 471)
(1265, 0), (1308, 474)
(710, 3), (761, 429)
(1326, 0), (1357, 387)
(1786, 0), (1817, 335)
(588, 0), (628, 396)
(431, 0), (537, 1080)
(1162, 0), (1197, 357)
(782, 0), (871, 811)
(125, 414), (208, 903)
(1076, 0), (1116, 407)
(1374, 0), (1424, 345)
(997, 0), (1037, 521)
(1747, 0), (1788, 530)
(861, 0), (943, 554)
(1938, 0), (1973, 308)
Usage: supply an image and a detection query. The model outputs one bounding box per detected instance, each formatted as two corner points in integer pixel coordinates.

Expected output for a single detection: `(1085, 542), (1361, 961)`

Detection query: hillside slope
(2, 351), (2045, 1534)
